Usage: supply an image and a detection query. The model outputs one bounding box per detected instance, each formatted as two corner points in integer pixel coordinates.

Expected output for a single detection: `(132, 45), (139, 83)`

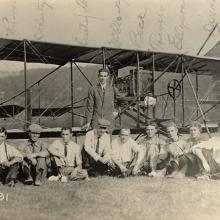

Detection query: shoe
(60, 176), (68, 183)
(48, 175), (61, 181)
(24, 176), (33, 184)
(34, 180), (42, 186)
(85, 176), (90, 181)
(8, 179), (15, 187)
(167, 171), (185, 179)
(149, 169), (166, 177)
(197, 174), (210, 181)
(148, 171), (157, 177)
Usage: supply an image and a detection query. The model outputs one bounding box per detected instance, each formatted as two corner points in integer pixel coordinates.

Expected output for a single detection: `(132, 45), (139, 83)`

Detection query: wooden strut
(184, 67), (211, 138)
(102, 47), (106, 69)
(70, 61), (74, 127)
(23, 40), (28, 128)
(152, 52), (156, 119)
(136, 51), (140, 128)
(181, 57), (185, 126)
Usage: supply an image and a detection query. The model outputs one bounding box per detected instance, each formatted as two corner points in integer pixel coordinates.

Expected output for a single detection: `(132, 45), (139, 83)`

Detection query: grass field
(0, 176), (220, 220)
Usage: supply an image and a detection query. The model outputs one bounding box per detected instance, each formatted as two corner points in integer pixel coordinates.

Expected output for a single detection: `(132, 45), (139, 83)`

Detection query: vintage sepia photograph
(0, 0), (220, 219)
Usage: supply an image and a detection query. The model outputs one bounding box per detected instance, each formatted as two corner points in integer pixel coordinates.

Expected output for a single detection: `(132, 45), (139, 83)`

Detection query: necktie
(32, 143), (36, 153)
(96, 137), (100, 154)
(64, 143), (68, 157)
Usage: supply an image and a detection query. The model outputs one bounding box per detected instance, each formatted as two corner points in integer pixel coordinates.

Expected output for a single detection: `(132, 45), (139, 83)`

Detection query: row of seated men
(0, 118), (219, 187)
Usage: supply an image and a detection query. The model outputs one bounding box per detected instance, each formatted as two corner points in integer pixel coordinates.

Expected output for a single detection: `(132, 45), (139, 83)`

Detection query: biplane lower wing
(0, 105), (24, 118)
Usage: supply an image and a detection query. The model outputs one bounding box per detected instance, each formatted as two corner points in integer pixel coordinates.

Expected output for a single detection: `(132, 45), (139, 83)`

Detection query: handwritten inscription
(2, 0), (17, 37)
(73, 0), (103, 46)
(168, 0), (188, 50)
(149, 6), (164, 50)
(74, 0), (89, 46)
(34, 0), (53, 40)
(0, 192), (9, 201)
(203, 0), (216, 32)
(129, 9), (147, 48)
(108, 0), (122, 48)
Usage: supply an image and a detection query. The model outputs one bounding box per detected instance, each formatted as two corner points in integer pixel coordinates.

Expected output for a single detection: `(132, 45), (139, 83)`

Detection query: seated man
(48, 127), (88, 182)
(166, 121), (204, 178)
(184, 121), (204, 176)
(110, 128), (143, 177)
(192, 136), (220, 180)
(0, 127), (23, 187)
(137, 121), (167, 177)
(164, 122), (191, 178)
(18, 124), (49, 186)
(83, 118), (114, 176)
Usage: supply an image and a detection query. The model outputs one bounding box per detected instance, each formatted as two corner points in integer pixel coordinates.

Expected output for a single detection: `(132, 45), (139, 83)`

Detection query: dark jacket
(86, 83), (121, 129)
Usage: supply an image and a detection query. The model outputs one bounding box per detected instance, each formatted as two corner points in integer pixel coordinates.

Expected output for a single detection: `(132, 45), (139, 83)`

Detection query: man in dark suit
(83, 68), (122, 133)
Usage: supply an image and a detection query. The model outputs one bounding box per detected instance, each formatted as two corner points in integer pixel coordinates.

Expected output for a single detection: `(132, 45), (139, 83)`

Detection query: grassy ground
(0, 176), (220, 220)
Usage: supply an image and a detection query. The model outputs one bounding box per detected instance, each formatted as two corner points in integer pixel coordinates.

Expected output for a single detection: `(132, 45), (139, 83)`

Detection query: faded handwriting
(34, 0), (53, 40)
(167, 0), (188, 50)
(2, 0), (16, 37)
(74, 0), (89, 46)
(75, 16), (89, 46)
(203, 0), (216, 32)
(149, 6), (164, 50)
(74, 0), (103, 46)
(129, 9), (147, 48)
(108, 0), (122, 48)
(75, 0), (88, 11)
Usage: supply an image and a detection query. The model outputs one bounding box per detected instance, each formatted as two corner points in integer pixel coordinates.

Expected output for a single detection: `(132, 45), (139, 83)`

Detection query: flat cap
(120, 128), (130, 135)
(98, 118), (110, 127)
(28, 123), (42, 133)
(145, 120), (157, 128)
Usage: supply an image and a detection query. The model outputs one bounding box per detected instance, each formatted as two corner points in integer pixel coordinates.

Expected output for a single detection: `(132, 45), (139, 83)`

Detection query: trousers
(0, 163), (20, 183)
(50, 156), (88, 180)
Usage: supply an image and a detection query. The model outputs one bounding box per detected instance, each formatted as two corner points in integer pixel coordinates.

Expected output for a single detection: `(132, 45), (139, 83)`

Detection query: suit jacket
(86, 83), (121, 129)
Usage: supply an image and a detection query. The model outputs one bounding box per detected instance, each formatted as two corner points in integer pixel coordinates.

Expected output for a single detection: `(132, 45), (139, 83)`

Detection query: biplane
(0, 37), (219, 139)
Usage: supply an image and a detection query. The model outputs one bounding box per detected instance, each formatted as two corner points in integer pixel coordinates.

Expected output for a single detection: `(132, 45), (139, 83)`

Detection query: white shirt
(192, 137), (220, 164)
(111, 137), (141, 163)
(0, 142), (23, 164)
(84, 129), (111, 161)
(100, 83), (106, 91)
(49, 139), (82, 167)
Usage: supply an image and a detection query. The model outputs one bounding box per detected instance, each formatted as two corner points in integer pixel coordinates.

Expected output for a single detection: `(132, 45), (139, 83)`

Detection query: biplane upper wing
(0, 38), (220, 75)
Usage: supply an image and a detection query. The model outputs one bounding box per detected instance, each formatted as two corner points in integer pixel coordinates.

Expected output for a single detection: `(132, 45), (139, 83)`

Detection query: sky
(0, 0), (220, 72)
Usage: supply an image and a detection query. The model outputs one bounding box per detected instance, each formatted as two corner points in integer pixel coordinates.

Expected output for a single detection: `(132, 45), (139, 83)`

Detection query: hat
(28, 124), (42, 133)
(120, 128), (130, 135)
(98, 118), (110, 128)
(145, 120), (157, 128)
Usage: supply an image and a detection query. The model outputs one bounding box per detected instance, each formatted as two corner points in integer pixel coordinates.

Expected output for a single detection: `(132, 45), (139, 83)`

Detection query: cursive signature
(149, 6), (164, 50)
(167, 0), (188, 50)
(129, 9), (147, 48)
(2, 0), (17, 37)
(34, 0), (53, 40)
(108, 0), (123, 48)
(203, 0), (216, 32)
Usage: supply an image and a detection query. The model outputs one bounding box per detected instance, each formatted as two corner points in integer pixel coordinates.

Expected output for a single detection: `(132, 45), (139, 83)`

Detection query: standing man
(83, 68), (122, 133)
(83, 118), (114, 176)
(48, 127), (88, 182)
(137, 121), (167, 177)
(0, 127), (23, 187)
(110, 128), (144, 177)
(18, 124), (49, 186)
